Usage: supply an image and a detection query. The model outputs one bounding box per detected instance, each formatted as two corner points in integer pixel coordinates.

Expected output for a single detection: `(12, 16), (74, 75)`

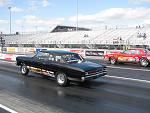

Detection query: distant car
(104, 48), (150, 67)
(16, 50), (107, 86)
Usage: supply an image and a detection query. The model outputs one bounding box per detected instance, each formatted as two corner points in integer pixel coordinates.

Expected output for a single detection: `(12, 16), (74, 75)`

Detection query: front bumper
(81, 72), (107, 81)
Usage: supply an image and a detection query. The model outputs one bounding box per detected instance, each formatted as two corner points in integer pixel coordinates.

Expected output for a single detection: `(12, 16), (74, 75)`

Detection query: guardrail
(0, 53), (25, 61)
(0, 49), (120, 61)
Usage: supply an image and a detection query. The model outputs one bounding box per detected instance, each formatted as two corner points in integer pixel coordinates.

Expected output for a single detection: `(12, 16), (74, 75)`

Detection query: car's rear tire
(56, 72), (70, 87)
(110, 57), (117, 65)
(139, 58), (149, 67)
(21, 64), (29, 76)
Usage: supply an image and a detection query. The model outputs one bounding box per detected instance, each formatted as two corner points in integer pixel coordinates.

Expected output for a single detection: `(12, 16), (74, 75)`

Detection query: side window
(35, 52), (49, 60)
(130, 50), (136, 54)
(135, 50), (140, 54)
(123, 50), (131, 54)
(144, 49), (150, 54)
(55, 55), (65, 63)
(48, 54), (55, 61)
(144, 49), (147, 54)
(130, 50), (140, 54)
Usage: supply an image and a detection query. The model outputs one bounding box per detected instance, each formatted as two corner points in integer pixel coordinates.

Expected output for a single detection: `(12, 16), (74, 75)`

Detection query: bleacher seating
(4, 27), (150, 48)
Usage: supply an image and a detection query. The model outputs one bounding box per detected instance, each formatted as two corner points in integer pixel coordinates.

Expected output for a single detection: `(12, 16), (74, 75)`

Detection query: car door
(120, 50), (138, 63)
(129, 50), (141, 63)
(31, 52), (48, 69)
(41, 53), (55, 71)
(125, 50), (136, 63)
(117, 50), (132, 62)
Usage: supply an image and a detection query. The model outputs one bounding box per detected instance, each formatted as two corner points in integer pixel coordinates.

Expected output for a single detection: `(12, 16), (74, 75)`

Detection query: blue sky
(0, 0), (150, 33)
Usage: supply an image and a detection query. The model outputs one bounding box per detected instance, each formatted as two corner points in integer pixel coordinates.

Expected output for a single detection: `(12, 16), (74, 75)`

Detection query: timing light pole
(8, 6), (12, 34)
(76, 0), (78, 31)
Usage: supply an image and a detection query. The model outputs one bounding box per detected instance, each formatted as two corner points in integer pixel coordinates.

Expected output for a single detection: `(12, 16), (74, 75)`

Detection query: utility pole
(8, 6), (12, 34)
(76, 0), (78, 31)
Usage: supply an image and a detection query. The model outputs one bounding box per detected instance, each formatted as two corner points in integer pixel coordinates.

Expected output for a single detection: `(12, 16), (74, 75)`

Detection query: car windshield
(62, 54), (84, 63)
(144, 49), (150, 54)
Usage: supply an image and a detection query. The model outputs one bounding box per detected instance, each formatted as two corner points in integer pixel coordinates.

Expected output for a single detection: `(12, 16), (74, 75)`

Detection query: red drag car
(104, 48), (150, 67)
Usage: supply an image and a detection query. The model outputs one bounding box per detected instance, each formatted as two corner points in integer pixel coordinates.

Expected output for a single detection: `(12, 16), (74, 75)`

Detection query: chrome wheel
(140, 58), (149, 67)
(110, 58), (116, 65)
(56, 72), (69, 86)
(57, 73), (65, 84)
(21, 64), (29, 75)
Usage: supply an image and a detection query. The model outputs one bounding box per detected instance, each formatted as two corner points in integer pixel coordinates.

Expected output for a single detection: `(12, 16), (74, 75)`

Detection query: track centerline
(105, 75), (150, 84)
(107, 65), (150, 72)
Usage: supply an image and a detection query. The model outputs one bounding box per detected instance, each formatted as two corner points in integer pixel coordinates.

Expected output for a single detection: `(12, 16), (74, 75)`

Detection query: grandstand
(3, 25), (150, 50)
(51, 25), (91, 32)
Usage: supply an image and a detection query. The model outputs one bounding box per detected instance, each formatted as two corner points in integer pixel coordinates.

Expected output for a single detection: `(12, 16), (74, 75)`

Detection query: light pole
(76, 0), (78, 31)
(21, 25), (24, 35)
(8, 6), (12, 34)
(35, 26), (38, 34)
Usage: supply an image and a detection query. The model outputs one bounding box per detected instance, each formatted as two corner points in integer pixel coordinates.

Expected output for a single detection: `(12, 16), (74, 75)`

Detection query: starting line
(0, 104), (18, 113)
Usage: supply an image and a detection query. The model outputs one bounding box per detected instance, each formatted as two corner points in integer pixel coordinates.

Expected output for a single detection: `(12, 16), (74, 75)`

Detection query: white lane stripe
(107, 65), (150, 72)
(105, 75), (150, 84)
(0, 60), (15, 63)
(0, 104), (18, 113)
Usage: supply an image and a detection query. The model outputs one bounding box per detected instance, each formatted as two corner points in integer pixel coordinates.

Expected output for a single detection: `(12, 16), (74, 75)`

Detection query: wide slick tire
(21, 64), (29, 76)
(110, 57), (117, 65)
(139, 58), (149, 67)
(56, 72), (70, 87)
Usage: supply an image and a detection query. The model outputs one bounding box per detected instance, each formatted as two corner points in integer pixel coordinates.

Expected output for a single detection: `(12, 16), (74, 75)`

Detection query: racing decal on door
(118, 57), (126, 61)
(118, 57), (137, 62)
(127, 57), (135, 62)
(28, 66), (55, 77)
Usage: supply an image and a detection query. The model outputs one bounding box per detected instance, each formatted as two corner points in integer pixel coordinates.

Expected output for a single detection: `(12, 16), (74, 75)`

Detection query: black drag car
(16, 50), (107, 86)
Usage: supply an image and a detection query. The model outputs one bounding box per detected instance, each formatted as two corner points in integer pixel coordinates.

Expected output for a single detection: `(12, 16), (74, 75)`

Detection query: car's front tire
(21, 64), (29, 76)
(56, 72), (70, 87)
(139, 58), (149, 67)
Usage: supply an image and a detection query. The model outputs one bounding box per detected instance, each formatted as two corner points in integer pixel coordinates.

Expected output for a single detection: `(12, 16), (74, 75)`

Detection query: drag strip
(1, 60), (150, 85)
(0, 60), (150, 113)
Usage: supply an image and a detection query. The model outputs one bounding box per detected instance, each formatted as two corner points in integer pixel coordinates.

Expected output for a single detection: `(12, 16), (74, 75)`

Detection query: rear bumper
(68, 72), (107, 82)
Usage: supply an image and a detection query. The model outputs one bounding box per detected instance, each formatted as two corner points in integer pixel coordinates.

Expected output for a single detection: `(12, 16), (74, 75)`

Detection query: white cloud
(14, 15), (65, 32)
(69, 8), (150, 26)
(15, 15), (65, 26)
(0, 0), (8, 6)
(0, 0), (11, 7)
(15, 19), (22, 25)
(27, 0), (50, 11)
(23, 15), (40, 24)
(27, 0), (38, 11)
(0, 20), (8, 33)
(42, 0), (49, 7)
(11, 7), (23, 12)
(143, 19), (150, 24)
(129, 0), (150, 4)
(0, 19), (8, 24)
(15, 8), (150, 32)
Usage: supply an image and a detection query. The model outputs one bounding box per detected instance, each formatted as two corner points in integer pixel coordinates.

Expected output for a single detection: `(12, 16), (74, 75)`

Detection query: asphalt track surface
(0, 59), (150, 113)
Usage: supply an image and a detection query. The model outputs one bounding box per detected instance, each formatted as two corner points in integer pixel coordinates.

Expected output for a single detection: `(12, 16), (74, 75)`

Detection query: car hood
(69, 61), (104, 71)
